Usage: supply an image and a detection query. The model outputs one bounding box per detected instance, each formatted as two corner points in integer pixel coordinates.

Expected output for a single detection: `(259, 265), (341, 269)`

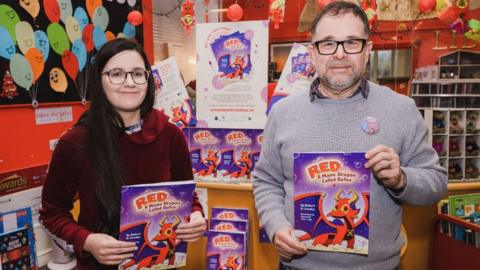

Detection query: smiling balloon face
(0, 26), (16, 59)
(10, 53), (33, 90)
(15, 21), (35, 55)
(0, 4), (21, 44)
(65, 16), (81, 42)
(34, 30), (50, 61)
(20, 0), (40, 19)
(25, 47), (45, 82)
(49, 67), (68, 93)
(74, 7), (89, 31)
(58, 0), (73, 23)
(71, 39), (87, 71)
(92, 6), (109, 31)
(47, 22), (70, 55)
(43, 0), (61, 23)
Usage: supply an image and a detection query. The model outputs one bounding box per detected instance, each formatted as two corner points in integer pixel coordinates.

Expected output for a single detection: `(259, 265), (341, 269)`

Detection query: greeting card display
(196, 21), (268, 129)
(294, 152), (371, 255)
(119, 180), (195, 269)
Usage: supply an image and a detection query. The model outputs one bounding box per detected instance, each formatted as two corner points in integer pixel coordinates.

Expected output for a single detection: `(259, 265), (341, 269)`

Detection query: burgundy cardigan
(40, 109), (202, 269)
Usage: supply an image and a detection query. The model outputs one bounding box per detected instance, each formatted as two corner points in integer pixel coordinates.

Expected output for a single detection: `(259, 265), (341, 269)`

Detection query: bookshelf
(411, 51), (480, 182)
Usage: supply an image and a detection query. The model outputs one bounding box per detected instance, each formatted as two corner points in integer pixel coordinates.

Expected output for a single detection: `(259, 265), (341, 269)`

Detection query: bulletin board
(0, 0), (143, 107)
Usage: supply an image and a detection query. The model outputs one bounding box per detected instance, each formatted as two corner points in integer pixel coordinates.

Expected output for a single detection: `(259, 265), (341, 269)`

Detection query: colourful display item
(0, 207), (37, 269)
(294, 152), (371, 255)
(119, 180), (196, 270)
(211, 207), (249, 221)
(0, 226), (32, 270)
(448, 193), (480, 218)
(206, 231), (247, 270)
(210, 31), (252, 81)
(190, 128), (223, 181)
(219, 129), (262, 182)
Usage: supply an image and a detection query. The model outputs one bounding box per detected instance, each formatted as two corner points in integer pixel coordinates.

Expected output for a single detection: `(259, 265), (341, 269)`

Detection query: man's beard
(320, 61), (364, 92)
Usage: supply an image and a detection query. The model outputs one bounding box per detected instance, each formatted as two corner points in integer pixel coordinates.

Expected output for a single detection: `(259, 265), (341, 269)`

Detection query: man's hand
(273, 226), (307, 260)
(83, 233), (137, 265)
(176, 211), (207, 242)
(365, 145), (405, 190)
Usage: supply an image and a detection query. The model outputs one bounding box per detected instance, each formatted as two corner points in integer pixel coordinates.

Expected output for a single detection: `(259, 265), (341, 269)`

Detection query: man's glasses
(313, 38), (367, 55)
(101, 68), (150, 85)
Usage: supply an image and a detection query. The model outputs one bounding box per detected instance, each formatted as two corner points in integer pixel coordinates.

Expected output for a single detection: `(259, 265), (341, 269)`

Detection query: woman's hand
(176, 211), (207, 242)
(83, 233), (137, 265)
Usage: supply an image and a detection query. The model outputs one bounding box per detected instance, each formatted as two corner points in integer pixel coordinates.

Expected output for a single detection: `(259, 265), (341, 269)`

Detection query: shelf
(412, 79), (480, 84)
(411, 94), (480, 97)
(448, 181), (480, 191)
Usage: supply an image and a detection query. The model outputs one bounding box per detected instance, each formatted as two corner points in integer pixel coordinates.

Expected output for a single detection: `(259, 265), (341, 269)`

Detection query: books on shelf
(119, 180), (196, 270)
(293, 152), (371, 255)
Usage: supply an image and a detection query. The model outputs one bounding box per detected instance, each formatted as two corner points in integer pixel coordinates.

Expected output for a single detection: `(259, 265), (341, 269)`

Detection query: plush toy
(432, 136), (446, 157)
(465, 136), (479, 157)
(449, 137), (461, 157)
(448, 160), (463, 180)
(465, 159), (480, 179)
(466, 111), (479, 134)
(450, 111), (464, 134)
(432, 111), (446, 134)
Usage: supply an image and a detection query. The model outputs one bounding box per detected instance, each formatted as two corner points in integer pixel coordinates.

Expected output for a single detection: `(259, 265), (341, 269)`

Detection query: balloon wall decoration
(0, 0), (141, 106)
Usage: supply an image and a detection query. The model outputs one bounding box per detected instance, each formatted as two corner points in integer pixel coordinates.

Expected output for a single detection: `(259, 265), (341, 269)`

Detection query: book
(0, 207), (37, 269)
(293, 152), (371, 255)
(211, 207), (249, 221)
(448, 193), (480, 218)
(0, 226), (32, 269)
(119, 180), (196, 270)
(206, 231), (247, 270)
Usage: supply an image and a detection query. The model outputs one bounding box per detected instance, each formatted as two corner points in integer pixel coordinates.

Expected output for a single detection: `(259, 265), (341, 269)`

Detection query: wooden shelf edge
(196, 181), (253, 191)
(448, 181), (480, 191)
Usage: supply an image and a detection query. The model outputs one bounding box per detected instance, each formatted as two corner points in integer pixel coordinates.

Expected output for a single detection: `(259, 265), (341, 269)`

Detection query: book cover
(448, 193), (480, 218)
(0, 226), (32, 269)
(0, 207), (37, 269)
(206, 231), (247, 270)
(119, 180), (196, 270)
(293, 152), (371, 255)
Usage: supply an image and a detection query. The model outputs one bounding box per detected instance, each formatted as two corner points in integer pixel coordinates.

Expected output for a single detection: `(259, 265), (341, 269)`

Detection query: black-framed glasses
(313, 39), (367, 55)
(101, 68), (150, 85)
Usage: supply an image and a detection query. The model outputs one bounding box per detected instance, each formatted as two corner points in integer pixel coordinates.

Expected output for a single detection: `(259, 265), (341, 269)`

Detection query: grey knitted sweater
(252, 81), (447, 270)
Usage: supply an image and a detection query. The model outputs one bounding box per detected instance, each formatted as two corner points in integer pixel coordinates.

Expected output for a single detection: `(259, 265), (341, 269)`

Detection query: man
(252, 1), (447, 270)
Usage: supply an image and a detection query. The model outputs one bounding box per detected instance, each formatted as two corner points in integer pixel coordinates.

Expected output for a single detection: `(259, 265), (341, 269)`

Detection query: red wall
(0, 0), (155, 173)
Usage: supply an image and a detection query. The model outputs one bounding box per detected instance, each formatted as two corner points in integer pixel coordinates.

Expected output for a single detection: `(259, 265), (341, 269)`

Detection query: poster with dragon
(267, 43), (316, 114)
(152, 56), (196, 130)
(293, 152), (371, 255)
(119, 180), (195, 269)
(196, 21), (268, 129)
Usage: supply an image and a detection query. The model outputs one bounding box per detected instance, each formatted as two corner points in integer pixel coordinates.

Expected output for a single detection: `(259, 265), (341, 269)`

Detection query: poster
(268, 43), (316, 114)
(196, 21), (268, 129)
(152, 56), (196, 129)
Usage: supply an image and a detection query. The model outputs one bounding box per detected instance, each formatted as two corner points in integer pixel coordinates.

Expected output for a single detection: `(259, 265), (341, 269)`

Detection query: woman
(40, 38), (206, 269)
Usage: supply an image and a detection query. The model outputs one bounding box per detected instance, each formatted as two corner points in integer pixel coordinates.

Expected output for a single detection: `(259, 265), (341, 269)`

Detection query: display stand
(181, 181), (279, 270)
(428, 214), (480, 270)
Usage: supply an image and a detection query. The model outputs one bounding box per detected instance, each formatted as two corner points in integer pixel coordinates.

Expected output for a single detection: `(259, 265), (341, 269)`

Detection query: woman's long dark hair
(78, 38), (155, 236)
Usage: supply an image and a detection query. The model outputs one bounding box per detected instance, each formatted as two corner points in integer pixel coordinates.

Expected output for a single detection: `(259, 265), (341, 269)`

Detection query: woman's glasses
(101, 68), (150, 85)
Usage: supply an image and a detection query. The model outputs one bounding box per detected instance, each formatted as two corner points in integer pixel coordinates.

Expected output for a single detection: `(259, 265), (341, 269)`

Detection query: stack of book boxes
(206, 207), (249, 270)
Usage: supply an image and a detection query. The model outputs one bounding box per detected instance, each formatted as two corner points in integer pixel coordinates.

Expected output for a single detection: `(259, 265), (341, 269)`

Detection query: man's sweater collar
(309, 77), (369, 102)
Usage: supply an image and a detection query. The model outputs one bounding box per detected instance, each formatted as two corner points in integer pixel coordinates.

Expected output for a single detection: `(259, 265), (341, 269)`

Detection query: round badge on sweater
(361, 116), (380, 134)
